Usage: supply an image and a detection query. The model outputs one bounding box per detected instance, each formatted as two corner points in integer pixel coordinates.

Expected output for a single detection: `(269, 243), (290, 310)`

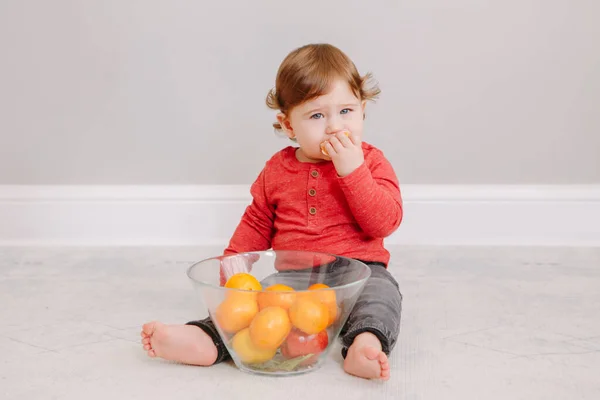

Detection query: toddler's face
(279, 79), (365, 163)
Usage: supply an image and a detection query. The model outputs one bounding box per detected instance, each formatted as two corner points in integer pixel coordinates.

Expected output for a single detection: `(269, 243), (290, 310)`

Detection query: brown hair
(266, 43), (381, 130)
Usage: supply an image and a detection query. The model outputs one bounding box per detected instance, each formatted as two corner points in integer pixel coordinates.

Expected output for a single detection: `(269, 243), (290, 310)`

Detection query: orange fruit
(323, 302), (338, 326)
(214, 291), (259, 334)
(308, 283), (338, 326)
(231, 328), (277, 364)
(249, 306), (292, 350)
(289, 297), (329, 335)
(320, 131), (349, 156)
(307, 283), (336, 301)
(299, 283), (338, 327)
(257, 284), (296, 311)
(224, 272), (262, 291)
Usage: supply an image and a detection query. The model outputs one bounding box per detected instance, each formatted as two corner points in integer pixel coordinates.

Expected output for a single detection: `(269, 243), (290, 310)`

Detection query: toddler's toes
(381, 369), (390, 380)
(142, 321), (158, 337)
(379, 352), (390, 380)
(378, 352), (388, 363)
(381, 359), (390, 372)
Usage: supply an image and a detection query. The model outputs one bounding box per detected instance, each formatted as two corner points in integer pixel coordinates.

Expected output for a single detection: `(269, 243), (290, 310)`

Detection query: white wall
(1, 0), (598, 185)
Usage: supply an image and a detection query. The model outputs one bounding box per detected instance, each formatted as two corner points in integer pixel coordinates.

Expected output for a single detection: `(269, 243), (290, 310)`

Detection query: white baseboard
(0, 185), (599, 247)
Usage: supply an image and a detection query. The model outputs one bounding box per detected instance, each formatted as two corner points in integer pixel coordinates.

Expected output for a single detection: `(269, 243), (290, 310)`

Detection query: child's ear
(361, 100), (367, 120)
(277, 113), (295, 139)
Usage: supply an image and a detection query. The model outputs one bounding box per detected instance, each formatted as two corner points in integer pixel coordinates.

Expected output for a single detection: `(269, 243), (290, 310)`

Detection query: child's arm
(223, 168), (275, 255)
(337, 153), (403, 238)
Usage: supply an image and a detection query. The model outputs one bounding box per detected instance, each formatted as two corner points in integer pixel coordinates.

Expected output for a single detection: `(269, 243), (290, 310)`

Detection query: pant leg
(186, 317), (231, 364)
(339, 263), (403, 358)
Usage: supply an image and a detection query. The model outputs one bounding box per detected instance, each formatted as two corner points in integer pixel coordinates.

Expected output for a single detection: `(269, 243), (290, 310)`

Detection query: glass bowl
(186, 250), (372, 376)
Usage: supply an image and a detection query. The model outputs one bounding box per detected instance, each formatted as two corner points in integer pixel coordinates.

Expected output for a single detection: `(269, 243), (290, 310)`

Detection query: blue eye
(341, 108), (352, 114)
(310, 113), (324, 119)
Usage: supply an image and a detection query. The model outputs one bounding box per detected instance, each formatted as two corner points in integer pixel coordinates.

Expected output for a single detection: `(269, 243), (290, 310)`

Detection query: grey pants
(186, 261), (403, 364)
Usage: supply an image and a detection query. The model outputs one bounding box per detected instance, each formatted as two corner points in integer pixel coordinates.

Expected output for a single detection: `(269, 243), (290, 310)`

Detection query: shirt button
(311, 170), (319, 178)
(309, 207), (317, 215)
(308, 189), (316, 196)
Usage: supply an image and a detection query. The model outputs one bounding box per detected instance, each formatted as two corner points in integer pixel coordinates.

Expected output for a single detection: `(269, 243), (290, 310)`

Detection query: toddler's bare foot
(343, 332), (390, 381)
(140, 321), (218, 366)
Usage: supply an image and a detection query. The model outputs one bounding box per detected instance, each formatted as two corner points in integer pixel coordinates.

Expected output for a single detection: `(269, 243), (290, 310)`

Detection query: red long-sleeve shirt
(223, 142), (403, 266)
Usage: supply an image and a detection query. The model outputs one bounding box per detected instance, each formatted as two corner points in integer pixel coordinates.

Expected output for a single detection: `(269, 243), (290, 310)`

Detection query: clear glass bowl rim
(186, 250), (372, 294)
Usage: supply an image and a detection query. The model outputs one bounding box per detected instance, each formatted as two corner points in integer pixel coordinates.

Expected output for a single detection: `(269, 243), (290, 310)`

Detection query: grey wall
(1, 1), (598, 185)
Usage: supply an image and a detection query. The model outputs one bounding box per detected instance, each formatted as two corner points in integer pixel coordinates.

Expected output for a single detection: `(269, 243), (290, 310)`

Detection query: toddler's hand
(219, 253), (260, 286)
(323, 131), (364, 177)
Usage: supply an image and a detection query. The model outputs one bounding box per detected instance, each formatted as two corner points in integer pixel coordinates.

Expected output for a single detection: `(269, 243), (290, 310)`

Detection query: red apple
(281, 328), (328, 361)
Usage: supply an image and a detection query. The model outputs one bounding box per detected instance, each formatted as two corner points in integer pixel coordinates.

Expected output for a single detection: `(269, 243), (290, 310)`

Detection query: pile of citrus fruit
(214, 272), (337, 365)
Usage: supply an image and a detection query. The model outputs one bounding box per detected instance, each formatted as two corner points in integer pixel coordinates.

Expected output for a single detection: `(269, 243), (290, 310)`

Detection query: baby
(141, 43), (403, 381)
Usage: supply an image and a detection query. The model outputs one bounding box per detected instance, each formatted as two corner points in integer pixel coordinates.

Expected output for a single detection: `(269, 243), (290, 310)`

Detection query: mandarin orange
(224, 272), (262, 291)
(307, 283), (338, 326)
(231, 328), (277, 364)
(214, 291), (259, 334)
(248, 306), (292, 350)
(289, 297), (329, 335)
(257, 284), (296, 311)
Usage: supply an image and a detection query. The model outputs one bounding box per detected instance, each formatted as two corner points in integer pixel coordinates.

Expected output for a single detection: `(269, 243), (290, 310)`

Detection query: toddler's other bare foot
(140, 321), (217, 366)
(343, 332), (390, 381)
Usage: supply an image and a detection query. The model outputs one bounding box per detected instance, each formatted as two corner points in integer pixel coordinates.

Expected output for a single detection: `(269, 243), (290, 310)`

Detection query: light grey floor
(1, 246), (599, 400)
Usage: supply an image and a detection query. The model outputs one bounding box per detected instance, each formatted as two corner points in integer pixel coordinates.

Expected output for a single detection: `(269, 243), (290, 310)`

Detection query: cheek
(347, 120), (363, 136)
(343, 112), (363, 126)
(297, 122), (323, 141)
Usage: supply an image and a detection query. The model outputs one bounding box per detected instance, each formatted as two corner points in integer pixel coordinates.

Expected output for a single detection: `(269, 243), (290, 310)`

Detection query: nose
(325, 116), (344, 135)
